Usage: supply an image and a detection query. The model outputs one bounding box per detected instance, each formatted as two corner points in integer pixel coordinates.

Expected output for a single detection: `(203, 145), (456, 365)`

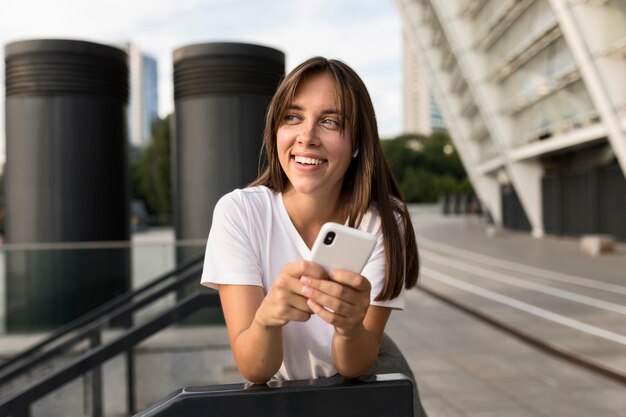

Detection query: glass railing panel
(0, 232), (206, 338)
(0, 232), (213, 410)
(1, 245), (133, 335)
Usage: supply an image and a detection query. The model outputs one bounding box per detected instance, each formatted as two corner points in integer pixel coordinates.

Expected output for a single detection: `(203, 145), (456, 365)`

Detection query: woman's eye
(322, 119), (340, 128)
(284, 114), (300, 123)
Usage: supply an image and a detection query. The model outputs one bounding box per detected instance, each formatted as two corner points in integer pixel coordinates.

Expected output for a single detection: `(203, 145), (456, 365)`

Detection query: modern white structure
(396, 0), (626, 240)
(125, 43), (159, 150)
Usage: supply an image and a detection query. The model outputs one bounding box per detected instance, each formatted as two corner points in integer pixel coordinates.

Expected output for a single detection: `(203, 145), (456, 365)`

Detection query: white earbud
(352, 148), (359, 158)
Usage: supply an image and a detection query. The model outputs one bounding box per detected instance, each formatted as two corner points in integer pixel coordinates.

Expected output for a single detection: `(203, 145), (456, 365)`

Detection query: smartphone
(309, 222), (377, 274)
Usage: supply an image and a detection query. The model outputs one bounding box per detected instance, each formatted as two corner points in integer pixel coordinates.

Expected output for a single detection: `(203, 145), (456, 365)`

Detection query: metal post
(89, 331), (103, 417)
(126, 350), (136, 415)
(125, 308), (136, 415)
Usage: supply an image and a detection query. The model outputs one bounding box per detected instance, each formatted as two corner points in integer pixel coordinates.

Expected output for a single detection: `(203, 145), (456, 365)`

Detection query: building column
(509, 160), (544, 238)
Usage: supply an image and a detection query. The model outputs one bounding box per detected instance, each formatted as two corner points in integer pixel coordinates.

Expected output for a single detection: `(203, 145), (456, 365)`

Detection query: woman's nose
(296, 123), (319, 146)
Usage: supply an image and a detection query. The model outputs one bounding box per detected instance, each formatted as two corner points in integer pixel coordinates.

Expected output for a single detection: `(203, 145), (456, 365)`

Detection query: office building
(396, 0), (626, 239)
(403, 29), (446, 135)
(126, 43), (159, 150)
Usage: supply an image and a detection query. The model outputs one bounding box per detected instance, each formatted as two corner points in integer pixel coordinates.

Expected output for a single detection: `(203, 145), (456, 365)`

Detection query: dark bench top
(134, 373), (414, 417)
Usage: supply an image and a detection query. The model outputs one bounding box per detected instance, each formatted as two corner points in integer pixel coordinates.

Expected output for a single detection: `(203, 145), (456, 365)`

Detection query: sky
(0, 0), (405, 166)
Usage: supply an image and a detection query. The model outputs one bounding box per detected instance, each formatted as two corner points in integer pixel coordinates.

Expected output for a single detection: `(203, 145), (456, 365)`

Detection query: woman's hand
(219, 260), (328, 384)
(299, 271), (390, 378)
(300, 269), (372, 337)
(254, 260), (328, 328)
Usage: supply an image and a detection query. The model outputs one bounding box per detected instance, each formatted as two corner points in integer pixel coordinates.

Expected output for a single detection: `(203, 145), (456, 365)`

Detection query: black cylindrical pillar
(172, 42), (285, 244)
(4, 39), (131, 331)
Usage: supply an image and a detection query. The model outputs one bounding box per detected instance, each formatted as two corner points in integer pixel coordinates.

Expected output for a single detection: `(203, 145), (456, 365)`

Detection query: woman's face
(276, 72), (353, 199)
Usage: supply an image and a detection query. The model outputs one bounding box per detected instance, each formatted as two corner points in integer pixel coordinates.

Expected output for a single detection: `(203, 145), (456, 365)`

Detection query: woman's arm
(301, 271), (391, 378)
(219, 261), (327, 384)
(331, 305), (390, 377)
(219, 285), (282, 384)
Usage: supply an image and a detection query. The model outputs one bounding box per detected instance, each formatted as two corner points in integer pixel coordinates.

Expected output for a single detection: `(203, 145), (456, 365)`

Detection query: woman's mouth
(294, 155), (326, 166)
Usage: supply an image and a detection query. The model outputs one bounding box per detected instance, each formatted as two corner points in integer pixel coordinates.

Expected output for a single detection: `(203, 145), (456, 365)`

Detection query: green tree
(132, 115), (172, 223)
(381, 131), (473, 203)
(380, 133), (429, 182)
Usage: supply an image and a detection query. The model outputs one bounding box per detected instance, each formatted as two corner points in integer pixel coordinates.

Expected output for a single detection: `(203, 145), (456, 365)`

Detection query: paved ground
(386, 211), (626, 417)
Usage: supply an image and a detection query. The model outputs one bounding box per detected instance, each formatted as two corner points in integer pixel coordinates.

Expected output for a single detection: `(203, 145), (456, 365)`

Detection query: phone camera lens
(323, 232), (336, 245)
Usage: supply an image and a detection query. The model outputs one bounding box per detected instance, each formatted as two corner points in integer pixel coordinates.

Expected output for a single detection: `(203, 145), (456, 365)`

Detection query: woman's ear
(352, 148), (359, 158)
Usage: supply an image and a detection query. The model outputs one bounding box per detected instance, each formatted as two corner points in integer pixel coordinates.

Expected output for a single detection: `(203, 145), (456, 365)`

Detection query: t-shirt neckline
(276, 192), (313, 260)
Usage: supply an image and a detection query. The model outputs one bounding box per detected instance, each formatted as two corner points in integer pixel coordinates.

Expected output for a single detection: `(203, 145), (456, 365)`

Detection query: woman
(202, 57), (424, 415)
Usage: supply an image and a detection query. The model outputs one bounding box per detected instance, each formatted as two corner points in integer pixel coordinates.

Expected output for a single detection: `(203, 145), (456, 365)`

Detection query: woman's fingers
(284, 260), (328, 281)
(306, 298), (363, 331)
(282, 260), (329, 313)
(300, 270), (371, 333)
(301, 270), (371, 305)
(256, 289), (311, 327)
(328, 269), (371, 292)
(284, 306), (312, 322)
(258, 262), (370, 328)
(256, 260), (328, 327)
(306, 299), (335, 322)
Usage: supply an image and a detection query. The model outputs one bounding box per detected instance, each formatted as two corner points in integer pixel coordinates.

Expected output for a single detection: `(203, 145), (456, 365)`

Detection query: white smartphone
(309, 222), (377, 274)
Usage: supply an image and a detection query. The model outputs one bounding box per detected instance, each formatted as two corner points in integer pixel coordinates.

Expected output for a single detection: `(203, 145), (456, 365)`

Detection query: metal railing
(0, 253), (214, 417)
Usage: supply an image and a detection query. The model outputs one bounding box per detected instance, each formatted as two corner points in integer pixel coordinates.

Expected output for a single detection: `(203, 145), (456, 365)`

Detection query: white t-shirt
(201, 185), (404, 380)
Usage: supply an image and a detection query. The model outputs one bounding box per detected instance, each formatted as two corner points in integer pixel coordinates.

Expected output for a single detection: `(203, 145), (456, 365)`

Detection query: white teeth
(294, 156), (324, 165)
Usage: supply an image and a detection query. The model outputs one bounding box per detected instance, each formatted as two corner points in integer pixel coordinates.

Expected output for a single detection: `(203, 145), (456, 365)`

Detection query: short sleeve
(200, 191), (263, 289)
(360, 213), (405, 310)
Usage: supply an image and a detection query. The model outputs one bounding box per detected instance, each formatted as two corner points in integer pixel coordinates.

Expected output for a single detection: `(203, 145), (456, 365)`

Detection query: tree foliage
(131, 115), (172, 223)
(381, 131), (473, 203)
(129, 123), (472, 218)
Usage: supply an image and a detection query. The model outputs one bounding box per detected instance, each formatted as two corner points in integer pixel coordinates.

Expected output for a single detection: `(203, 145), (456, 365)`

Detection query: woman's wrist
(332, 325), (378, 378)
(252, 310), (281, 333)
(334, 322), (367, 341)
(234, 315), (283, 383)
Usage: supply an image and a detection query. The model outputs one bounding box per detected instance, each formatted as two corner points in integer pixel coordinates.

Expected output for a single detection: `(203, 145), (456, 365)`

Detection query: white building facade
(396, 0), (626, 240)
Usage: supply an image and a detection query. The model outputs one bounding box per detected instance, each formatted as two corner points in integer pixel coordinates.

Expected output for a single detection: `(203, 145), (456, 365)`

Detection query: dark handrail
(0, 291), (220, 417)
(133, 374), (414, 417)
(0, 263), (205, 387)
(0, 253), (205, 375)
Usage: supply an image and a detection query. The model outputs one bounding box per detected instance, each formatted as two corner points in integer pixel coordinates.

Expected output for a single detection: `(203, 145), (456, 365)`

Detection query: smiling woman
(201, 57), (426, 416)
(276, 72), (353, 210)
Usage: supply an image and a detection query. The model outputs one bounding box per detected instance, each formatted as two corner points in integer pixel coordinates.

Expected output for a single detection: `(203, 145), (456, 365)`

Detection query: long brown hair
(250, 57), (419, 300)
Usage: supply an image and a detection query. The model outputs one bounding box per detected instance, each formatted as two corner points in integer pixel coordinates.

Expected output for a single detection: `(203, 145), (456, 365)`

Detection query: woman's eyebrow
(321, 109), (343, 116)
(286, 104), (342, 115)
(286, 104), (303, 111)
